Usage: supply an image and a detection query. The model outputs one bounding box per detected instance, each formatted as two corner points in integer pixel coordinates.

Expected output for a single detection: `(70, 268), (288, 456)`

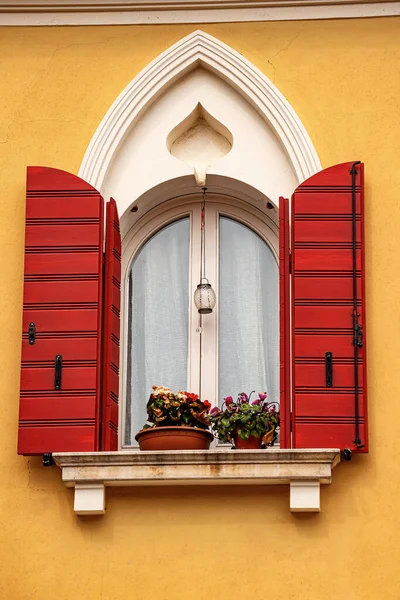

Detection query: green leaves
(237, 428), (250, 441)
(208, 392), (280, 446)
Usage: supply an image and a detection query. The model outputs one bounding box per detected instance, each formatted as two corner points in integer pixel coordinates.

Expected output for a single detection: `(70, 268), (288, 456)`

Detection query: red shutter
(18, 167), (104, 455)
(291, 161), (368, 453)
(279, 196), (291, 448)
(101, 198), (121, 451)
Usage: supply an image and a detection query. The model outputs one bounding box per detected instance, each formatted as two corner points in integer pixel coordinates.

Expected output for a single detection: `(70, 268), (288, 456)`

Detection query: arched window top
(79, 30), (320, 208)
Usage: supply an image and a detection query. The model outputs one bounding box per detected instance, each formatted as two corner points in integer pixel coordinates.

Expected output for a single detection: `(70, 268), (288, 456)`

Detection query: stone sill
(53, 448), (340, 515)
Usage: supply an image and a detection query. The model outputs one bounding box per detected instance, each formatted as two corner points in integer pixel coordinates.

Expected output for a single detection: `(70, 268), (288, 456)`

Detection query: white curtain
(126, 218), (190, 444)
(219, 217), (279, 406)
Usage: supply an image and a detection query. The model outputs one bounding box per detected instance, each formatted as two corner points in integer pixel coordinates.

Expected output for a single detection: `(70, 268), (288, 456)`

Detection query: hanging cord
(198, 187), (207, 401)
(200, 187), (207, 281)
(350, 161), (364, 449)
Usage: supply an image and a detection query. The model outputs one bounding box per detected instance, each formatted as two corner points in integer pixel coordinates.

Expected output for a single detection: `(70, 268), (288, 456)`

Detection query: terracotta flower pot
(232, 433), (263, 450)
(232, 428), (276, 449)
(135, 426), (214, 451)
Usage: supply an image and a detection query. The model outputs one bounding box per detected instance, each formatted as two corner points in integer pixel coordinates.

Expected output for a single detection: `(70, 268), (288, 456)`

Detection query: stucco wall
(1, 18), (399, 600)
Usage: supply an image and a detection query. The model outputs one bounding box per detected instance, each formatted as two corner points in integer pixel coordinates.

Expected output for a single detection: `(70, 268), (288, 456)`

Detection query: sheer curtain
(125, 218), (190, 444)
(219, 217), (279, 406)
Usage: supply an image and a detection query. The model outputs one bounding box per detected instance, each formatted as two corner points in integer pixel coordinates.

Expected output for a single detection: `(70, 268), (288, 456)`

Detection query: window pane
(219, 217), (279, 407)
(126, 218), (190, 444)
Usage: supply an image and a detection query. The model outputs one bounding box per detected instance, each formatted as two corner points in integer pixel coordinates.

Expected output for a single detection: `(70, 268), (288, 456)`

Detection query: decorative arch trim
(79, 30), (321, 189)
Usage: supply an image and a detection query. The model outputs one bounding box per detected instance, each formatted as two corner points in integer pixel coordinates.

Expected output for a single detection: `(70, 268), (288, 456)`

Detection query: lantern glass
(194, 281), (216, 314)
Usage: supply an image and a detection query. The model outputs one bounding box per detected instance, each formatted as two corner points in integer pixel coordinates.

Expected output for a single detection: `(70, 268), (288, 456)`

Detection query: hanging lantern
(194, 187), (216, 315)
(194, 278), (216, 314)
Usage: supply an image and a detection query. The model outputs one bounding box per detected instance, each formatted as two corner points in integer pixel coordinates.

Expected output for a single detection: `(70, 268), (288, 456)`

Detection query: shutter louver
(18, 167), (104, 455)
(101, 198), (121, 451)
(279, 196), (291, 449)
(291, 161), (368, 453)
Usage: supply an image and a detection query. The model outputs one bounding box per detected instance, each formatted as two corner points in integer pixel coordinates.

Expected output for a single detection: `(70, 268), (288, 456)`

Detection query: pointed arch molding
(79, 31), (321, 190)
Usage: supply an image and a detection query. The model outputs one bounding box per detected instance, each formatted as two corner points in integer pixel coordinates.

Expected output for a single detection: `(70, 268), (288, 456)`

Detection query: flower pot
(232, 427), (276, 449)
(232, 433), (263, 450)
(135, 426), (214, 451)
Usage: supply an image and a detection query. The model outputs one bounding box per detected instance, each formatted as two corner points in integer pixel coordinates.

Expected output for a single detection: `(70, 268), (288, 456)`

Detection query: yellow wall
(1, 18), (400, 600)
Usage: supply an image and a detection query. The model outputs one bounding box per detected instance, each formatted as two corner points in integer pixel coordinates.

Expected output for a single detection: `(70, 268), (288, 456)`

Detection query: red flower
(203, 400), (211, 409)
(225, 396), (234, 407)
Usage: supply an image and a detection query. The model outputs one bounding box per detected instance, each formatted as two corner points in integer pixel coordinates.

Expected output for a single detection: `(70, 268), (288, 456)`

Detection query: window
(122, 195), (279, 445)
(18, 161), (369, 457)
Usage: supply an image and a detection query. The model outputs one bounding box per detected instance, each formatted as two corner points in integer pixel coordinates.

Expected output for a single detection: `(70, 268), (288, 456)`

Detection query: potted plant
(135, 385), (214, 450)
(209, 392), (280, 449)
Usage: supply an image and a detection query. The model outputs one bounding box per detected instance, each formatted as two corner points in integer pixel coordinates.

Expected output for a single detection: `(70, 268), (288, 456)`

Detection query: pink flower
(239, 393), (249, 403)
(251, 399), (261, 405)
(258, 392), (267, 401)
(225, 396), (234, 407)
(210, 406), (221, 416)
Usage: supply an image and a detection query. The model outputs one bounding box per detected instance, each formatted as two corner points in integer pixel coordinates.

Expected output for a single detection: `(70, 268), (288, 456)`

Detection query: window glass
(125, 218), (190, 444)
(218, 216), (279, 406)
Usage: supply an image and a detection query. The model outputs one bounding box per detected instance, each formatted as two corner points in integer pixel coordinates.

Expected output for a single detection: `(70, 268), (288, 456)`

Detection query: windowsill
(53, 448), (340, 515)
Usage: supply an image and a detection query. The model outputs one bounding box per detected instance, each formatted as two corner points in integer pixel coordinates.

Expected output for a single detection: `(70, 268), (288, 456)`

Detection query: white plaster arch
(79, 30), (321, 201)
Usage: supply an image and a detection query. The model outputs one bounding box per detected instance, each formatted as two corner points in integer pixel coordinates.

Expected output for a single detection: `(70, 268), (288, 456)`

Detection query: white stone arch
(79, 29), (321, 199)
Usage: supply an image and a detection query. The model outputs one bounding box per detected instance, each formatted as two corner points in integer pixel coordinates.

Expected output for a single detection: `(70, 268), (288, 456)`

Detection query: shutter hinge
(290, 414), (293, 433)
(289, 251), (292, 274)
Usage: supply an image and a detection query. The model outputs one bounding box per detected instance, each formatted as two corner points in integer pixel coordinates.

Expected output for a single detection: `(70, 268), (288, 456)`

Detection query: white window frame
(119, 193), (278, 449)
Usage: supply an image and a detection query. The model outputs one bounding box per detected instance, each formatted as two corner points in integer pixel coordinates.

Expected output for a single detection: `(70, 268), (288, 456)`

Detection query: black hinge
(290, 415), (293, 432)
(289, 252), (292, 274)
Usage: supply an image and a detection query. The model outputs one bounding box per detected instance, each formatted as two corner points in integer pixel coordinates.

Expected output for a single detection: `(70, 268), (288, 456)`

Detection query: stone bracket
(290, 480), (321, 512)
(74, 483), (106, 516)
(53, 448), (340, 516)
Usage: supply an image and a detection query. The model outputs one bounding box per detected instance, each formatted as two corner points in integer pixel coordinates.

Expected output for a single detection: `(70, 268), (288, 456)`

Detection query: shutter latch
(42, 453), (54, 467)
(28, 322), (36, 345)
(343, 448), (352, 461)
(54, 355), (62, 390)
(325, 352), (333, 387)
